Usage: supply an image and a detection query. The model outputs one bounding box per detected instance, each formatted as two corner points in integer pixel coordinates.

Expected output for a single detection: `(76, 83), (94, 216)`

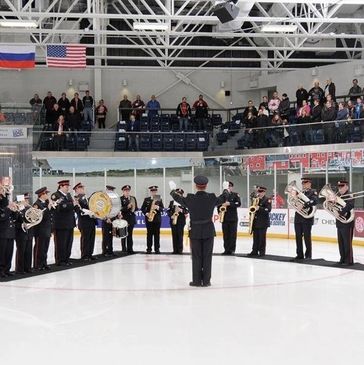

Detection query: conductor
(169, 176), (229, 287)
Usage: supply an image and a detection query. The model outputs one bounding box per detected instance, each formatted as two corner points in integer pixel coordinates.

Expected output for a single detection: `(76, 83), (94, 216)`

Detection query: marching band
(0, 175), (360, 279)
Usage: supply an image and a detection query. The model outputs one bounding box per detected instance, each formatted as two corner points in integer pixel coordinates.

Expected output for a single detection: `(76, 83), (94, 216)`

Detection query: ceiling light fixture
(133, 22), (168, 31)
(0, 20), (38, 28)
(261, 24), (298, 33)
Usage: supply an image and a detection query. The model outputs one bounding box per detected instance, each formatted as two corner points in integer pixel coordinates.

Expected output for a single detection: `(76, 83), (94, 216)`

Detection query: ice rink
(1, 235), (364, 365)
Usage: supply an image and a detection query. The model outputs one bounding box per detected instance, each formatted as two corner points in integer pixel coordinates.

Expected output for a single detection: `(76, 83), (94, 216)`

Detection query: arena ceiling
(0, 0), (363, 70)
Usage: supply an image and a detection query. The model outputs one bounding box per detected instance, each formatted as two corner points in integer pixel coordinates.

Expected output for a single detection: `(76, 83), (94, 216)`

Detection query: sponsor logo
(269, 212), (286, 226)
(355, 216), (364, 233)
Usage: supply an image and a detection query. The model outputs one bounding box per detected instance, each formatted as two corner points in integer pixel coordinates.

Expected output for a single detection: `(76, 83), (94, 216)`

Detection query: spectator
(297, 108), (312, 144)
(82, 90), (94, 127)
(29, 93), (42, 110)
(243, 100), (258, 118)
(53, 115), (68, 151)
(71, 92), (84, 115)
(321, 101), (337, 143)
(259, 96), (269, 110)
(324, 78), (336, 101)
(126, 115), (140, 151)
(268, 92), (281, 115)
(49, 103), (62, 127)
(176, 96), (191, 131)
(132, 95), (145, 121)
(119, 95), (132, 122)
(269, 113), (283, 147)
(58, 92), (70, 116)
(255, 108), (270, 148)
(336, 102), (349, 143)
(95, 100), (107, 129)
(295, 85), (308, 108)
(347, 100), (355, 118)
(278, 93), (290, 119)
(272, 192), (285, 208)
(259, 105), (269, 117)
(43, 91), (57, 123)
(67, 106), (82, 131)
(297, 99), (311, 118)
(0, 108), (6, 123)
(354, 97), (363, 120)
(325, 94), (337, 109)
(348, 79), (362, 102)
(192, 94), (209, 131)
(146, 95), (161, 120)
(308, 81), (324, 106)
(241, 111), (256, 148)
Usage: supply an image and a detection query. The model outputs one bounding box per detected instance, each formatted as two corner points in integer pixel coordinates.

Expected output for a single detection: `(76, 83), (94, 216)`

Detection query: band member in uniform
(120, 185), (138, 254)
(292, 177), (319, 260)
(33, 187), (52, 271)
(51, 180), (76, 266)
(334, 180), (355, 265)
(141, 186), (164, 254)
(102, 185), (117, 256)
(248, 186), (272, 257)
(218, 181), (241, 255)
(15, 193), (34, 274)
(73, 182), (96, 261)
(0, 187), (17, 277)
(169, 176), (229, 287)
(167, 188), (189, 254)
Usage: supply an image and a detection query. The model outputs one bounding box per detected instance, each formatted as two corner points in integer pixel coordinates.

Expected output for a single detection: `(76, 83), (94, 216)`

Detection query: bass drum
(112, 219), (128, 238)
(89, 191), (121, 219)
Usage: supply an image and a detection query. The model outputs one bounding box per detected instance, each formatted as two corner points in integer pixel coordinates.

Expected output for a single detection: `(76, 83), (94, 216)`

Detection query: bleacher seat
(211, 114), (222, 127)
(140, 119), (149, 132)
(350, 126), (362, 142)
(196, 133), (209, 151)
(185, 133), (197, 151)
(216, 127), (229, 145)
(151, 133), (163, 150)
(170, 114), (179, 131)
(174, 134), (185, 151)
(66, 135), (76, 150)
(139, 134), (151, 151)
(115, 135), (128, 151)
(150, 117), (160, 132)
(313, 129), (325, 144)
(76, 135), (88, 151)
(163, 134), (174, 151)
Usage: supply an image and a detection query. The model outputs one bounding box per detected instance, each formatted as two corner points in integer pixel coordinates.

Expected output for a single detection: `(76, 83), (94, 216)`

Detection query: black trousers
(190, 237), (214, 285)
(33, 235), (50, 269)
(54, 229), (74, 264)
(252, 228), (267, 255)
(0, 238), (14, 274)
(121, 224), (135, 253)
(294, 223), (312, 258)
(102, 223), (113, 254)
(337, 225), (354, 264)
(146, 222), (161, 252)
(171, 223), (184, 253)
(222, 220), (238, 254)
(80, 226), (95, 259)
(15, 236), (33, 272)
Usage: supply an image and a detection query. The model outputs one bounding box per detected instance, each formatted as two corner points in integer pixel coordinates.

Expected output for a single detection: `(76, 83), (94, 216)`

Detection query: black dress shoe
(155, 251), (160, 254)
(15, 271), (26, 275)
(25, 269), (33, 273)
(258, 253), (266, 257)
(90, 256), (97, 260)
(146, 250), (152, 254)
(247, 252), (258, 257)
(202, 282), (211, 287)
(6, 272), (14, 277)
(290, 256), (304, 262)
(0, 273), (7, 278)
(189, 282), (201, 287)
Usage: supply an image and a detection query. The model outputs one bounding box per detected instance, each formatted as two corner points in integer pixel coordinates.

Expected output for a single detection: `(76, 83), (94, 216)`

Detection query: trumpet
(248, 194), (260, 235)
(218, 205), (227, 223)
(319, 184), (355, 224)
(0, 184), (14, 196)
(285, 181), (316, 219)
(49, 198), (63, 209)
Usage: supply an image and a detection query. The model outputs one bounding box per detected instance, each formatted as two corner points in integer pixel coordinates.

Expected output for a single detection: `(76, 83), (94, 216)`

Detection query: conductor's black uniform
(171, 180), (228, 286)
(251, 196), (272, 256)
(51, 191), (76, 265)
(167, 200), (188, 254)
(294, 189), (319, 259)
(141, 197), (164, 253)
(218, 191), (241, 254)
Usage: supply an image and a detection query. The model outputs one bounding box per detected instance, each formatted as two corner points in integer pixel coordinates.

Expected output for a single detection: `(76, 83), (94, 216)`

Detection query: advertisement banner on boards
(0, 126), (27, 139)
(354, 211), (364, 238)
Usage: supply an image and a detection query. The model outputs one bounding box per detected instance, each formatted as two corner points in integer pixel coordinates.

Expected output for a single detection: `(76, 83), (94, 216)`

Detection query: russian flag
(0, 45), (35, 69)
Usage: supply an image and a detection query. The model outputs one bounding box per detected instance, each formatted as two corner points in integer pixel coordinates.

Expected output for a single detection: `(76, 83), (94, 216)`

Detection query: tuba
(218, 205), (227, 223)
(148, 199), (158, 222)
(22, 207), (46, 231)
(285, 181), (316, 219)
(319, 184), (355, 224)
(248, 194), (260, 235)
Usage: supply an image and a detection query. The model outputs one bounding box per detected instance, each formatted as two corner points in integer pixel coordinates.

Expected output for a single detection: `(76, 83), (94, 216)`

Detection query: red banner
(289, 153), (310, 168)
(247, 155), (266, 171)
(310, 152), (328, 168)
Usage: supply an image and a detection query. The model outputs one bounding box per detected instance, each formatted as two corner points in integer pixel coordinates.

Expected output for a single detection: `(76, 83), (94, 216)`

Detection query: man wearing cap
(120, 185), (138, 254)
(102, 185), (118, 256)
(141, 186), (164, 254)
(167, 188), (189, 254)
(73, 183), (96, 261)
(51, 180), (76, 266)
(218, 181), (241, 255)
(292, 177), (319, 260)
(33, 187), (53, 271)
(334, 180), (355, 265)
(15, 193), (34, 274)
(248, 186), (271, 257)
(169, 176), (229, 287)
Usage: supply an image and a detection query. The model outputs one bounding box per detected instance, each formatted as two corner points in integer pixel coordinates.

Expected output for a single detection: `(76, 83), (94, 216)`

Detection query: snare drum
(89, 191), (121, 219)
(112, 219), (128, 238)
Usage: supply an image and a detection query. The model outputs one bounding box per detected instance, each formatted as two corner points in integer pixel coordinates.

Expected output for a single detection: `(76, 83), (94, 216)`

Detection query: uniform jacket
(294, 188), (319, 225)
(51, 191), (76, 230)
(74, 194), (96, 230)
(120, 195), (138, 226)
(253, 196), (272, 229)
(15, 206), (34, 239)
(0, 207), (18, 239)
(170, 189), (228, 239)
(32, 199), (53, 237)
(336, 190), (355, 228)
(167, 200), (188, 227)
(217, 191), (241, 222)
(141, 197), (164, 224)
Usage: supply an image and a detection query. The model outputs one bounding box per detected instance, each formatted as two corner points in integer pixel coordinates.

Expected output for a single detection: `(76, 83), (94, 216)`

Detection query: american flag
(46, 45), (86, 68)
